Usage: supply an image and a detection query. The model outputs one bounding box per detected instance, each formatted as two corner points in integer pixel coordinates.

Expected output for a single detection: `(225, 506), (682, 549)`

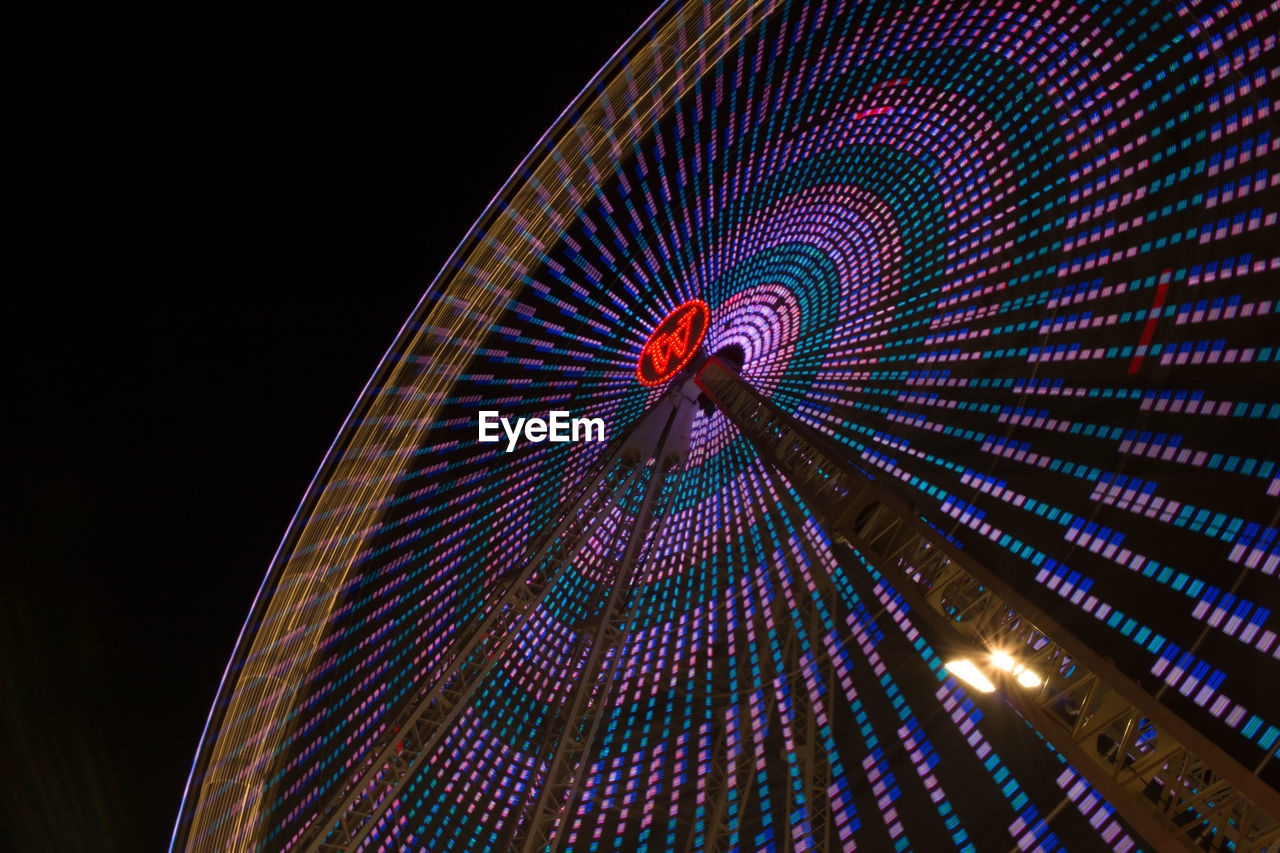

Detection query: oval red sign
(636, 299), (710, 386)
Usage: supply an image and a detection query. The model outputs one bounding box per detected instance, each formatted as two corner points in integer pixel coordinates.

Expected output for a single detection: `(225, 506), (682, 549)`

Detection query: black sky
(6, 4), (659, 850)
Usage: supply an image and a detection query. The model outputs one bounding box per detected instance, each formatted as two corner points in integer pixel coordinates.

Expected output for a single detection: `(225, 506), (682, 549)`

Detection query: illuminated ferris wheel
(173, 1), (1280, 851)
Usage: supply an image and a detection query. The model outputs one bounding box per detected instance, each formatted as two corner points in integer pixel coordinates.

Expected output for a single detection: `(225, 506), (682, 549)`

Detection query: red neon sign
(636, 299), (709, 386)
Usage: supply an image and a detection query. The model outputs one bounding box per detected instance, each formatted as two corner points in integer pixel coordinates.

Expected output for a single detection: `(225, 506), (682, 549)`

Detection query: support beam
(685, 709), (735, 853)
(696, 356), (1280, 853)
(296, 392), (690, 853)
(691, 476), (839, 853)
(515, 389), (695, 853)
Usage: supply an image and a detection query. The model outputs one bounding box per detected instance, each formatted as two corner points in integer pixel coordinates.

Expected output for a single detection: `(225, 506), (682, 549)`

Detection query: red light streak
(1128, 271), (1172, 375)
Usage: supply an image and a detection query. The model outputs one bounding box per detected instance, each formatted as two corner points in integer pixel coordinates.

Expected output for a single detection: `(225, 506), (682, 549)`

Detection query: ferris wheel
(173, 0), (1280, 851)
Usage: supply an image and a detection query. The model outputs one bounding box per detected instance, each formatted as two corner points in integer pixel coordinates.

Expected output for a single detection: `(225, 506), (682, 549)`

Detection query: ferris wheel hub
(636, 299), (710, 387)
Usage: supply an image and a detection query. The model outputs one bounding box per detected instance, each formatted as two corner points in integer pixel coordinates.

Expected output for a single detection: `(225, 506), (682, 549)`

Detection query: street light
(945, 651), (1042, 694)
(944, 658), (996, 692)
(989, 649), (1042, 688)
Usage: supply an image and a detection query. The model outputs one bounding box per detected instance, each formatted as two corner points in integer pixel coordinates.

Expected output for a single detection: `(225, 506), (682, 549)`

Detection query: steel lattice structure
(174, 1), (1280, 851)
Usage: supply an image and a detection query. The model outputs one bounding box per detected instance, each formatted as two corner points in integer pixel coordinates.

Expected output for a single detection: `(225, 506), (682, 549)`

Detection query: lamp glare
(944, 659), (996, 693)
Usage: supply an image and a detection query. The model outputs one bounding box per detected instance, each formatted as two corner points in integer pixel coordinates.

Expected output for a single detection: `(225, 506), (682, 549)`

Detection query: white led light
(1016, 669), (1042, 688)
(944, 658), (996, 692)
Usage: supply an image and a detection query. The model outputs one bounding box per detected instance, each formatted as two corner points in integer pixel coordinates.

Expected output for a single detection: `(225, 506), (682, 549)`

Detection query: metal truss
(686, 707), (742, 853)
(513, 389), (695, 853)
(690, 472), (840, 853)
(769, 592), (834, 853)
(295, 387), (696, 853)
(696, 356), (1280, 853)
(687, 613), (829, 853)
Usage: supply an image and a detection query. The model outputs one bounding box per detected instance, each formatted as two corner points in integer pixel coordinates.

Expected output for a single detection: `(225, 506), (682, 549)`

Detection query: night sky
(6, 4), (658, 849)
